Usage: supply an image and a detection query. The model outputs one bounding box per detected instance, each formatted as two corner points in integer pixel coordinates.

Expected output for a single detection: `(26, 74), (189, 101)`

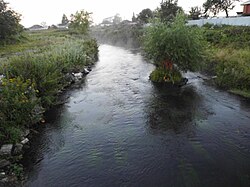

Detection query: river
(23, 45), (250, 187)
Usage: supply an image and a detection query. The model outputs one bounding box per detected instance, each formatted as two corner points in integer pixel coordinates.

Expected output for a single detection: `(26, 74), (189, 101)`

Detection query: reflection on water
(23, 45), (250, 187)
(146, 84), (206, 133)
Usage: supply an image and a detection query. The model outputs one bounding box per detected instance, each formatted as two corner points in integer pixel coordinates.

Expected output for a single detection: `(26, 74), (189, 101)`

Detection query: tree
(203, 0), (239, 18)
(137, 8), (154, 24)
(61, 14), (69, 25)
(132, 12), (137, 22)
(69, 10), (92, 34)
(158, 0), (183, 23)
(113, 14), (122, 24)
(41, 21), (47, 28)
(143, 13), (206, 83)
(0, 0), (23, 44)
(189, 6), (202, 20)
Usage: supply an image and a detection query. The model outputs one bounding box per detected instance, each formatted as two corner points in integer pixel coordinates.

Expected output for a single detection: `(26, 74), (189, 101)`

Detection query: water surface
(24, 45), (250, 187)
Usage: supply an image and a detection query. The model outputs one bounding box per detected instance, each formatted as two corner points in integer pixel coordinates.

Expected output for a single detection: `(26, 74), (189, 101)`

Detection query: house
(57, 23), (69, 29)
(242, 0), (250, 15)
(28, 24), (44, 31)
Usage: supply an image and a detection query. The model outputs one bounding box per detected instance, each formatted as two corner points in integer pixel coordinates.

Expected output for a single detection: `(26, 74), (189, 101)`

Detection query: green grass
(0, 29), (98, 144)
(229, 89), (250, 99)
(0, 29), (74, 57)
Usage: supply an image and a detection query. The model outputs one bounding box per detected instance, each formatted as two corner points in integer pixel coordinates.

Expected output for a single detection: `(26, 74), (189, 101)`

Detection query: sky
(7, 0), (243, 27)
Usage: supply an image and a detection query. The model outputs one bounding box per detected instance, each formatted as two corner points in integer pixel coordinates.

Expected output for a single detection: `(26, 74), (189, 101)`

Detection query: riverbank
(0, 29), (98, 185)
(201, 24), (250, 99)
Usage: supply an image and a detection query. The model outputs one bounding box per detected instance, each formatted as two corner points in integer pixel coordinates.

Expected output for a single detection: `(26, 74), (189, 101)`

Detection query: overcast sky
(7, 0), (243, 27)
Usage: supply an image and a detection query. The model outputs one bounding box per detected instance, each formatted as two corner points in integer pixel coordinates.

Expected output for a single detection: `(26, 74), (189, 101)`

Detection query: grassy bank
(0, 29), (98, 144)
(202, 25), (250, 98)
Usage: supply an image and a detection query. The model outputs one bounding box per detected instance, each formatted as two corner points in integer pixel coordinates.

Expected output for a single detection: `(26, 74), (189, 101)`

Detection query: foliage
(157, 0), (183, 23)
(132, 13), (137, 22)
(0, 0), (23, 45)
(189, 6), (202, 20)
(150, 67), (182, 83)
(113, 14), (122, 24)
(61, 14), (69, 25)
(203, 25), (250, 48)
(0, 77), (41, 143)
(1, 38), (98, 107)
(69, 10), (92, 34)
(10, 163), (24, 179)
(143, 12), (206, 72)
(229, 89), (250, 99)
(200, 25), (250, 98)
(215, 48), (250, 90)
(136, 8), (154, 24)
(203, 0), (239, 18)
(0, 30), (98, 143)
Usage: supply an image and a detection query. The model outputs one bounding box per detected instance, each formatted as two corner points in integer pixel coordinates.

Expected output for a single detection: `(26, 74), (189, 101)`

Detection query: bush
(215, 48), (250, 90)
(1, 38), (98, 107)
(0, 77), (41, 143)
(0, 37), (98, 143)
(0, 0), (23, 45)
(203, 25), (250, 48)
(143, 12), (206, 72)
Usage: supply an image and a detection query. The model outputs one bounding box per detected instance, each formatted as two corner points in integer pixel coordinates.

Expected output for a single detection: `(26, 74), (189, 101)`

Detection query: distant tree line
(133, 0), (240, 23)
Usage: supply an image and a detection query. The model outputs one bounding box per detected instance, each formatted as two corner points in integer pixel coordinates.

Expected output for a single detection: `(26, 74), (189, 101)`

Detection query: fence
(187, 17), (250, 27)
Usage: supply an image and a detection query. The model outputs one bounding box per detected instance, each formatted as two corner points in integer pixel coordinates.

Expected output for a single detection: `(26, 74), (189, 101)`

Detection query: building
(242, 0), (250, 15)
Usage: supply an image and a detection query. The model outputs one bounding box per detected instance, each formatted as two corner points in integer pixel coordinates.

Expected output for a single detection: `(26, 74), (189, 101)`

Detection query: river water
(24, 45), (250, 187)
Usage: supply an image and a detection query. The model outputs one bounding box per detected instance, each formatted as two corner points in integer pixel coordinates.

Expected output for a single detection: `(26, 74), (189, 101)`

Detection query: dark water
(24, 45), (250, 187)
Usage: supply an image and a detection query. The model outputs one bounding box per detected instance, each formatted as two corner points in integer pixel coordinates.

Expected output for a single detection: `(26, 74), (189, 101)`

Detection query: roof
(242, 0), (250, 5)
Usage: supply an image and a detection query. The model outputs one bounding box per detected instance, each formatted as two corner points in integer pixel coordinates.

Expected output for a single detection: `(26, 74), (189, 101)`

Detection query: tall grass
(0, 37), (98, 143)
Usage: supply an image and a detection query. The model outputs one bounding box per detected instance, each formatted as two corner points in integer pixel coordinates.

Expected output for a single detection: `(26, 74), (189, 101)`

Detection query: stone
(0, 145), (13, 156)
(0, 160), (10, 169)
(12, 144), (23, 156)
(72, 72), (83, 81)
(21, 138), (29, 145)
(0, 172), (5, 180)
(20, 129), (30, 138)
(1, 177), (9, 183)
(82, 68), (90, 74)
(86, 66), (92, 72)
(65, 73), (75, 84)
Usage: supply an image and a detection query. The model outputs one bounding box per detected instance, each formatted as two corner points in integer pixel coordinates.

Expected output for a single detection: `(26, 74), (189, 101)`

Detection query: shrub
(1, 38), (98, 107)
(143, 12), (206, 72)
(203, 25), (250, 48)
(0, 0), (23, 45)
(0, 33), (98, 144)
(215, 48), (250, 90)
(0, 77), (41, 143)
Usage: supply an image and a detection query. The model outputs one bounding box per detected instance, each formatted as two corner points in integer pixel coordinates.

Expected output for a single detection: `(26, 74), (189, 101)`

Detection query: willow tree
(143, 12), (206, 84)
